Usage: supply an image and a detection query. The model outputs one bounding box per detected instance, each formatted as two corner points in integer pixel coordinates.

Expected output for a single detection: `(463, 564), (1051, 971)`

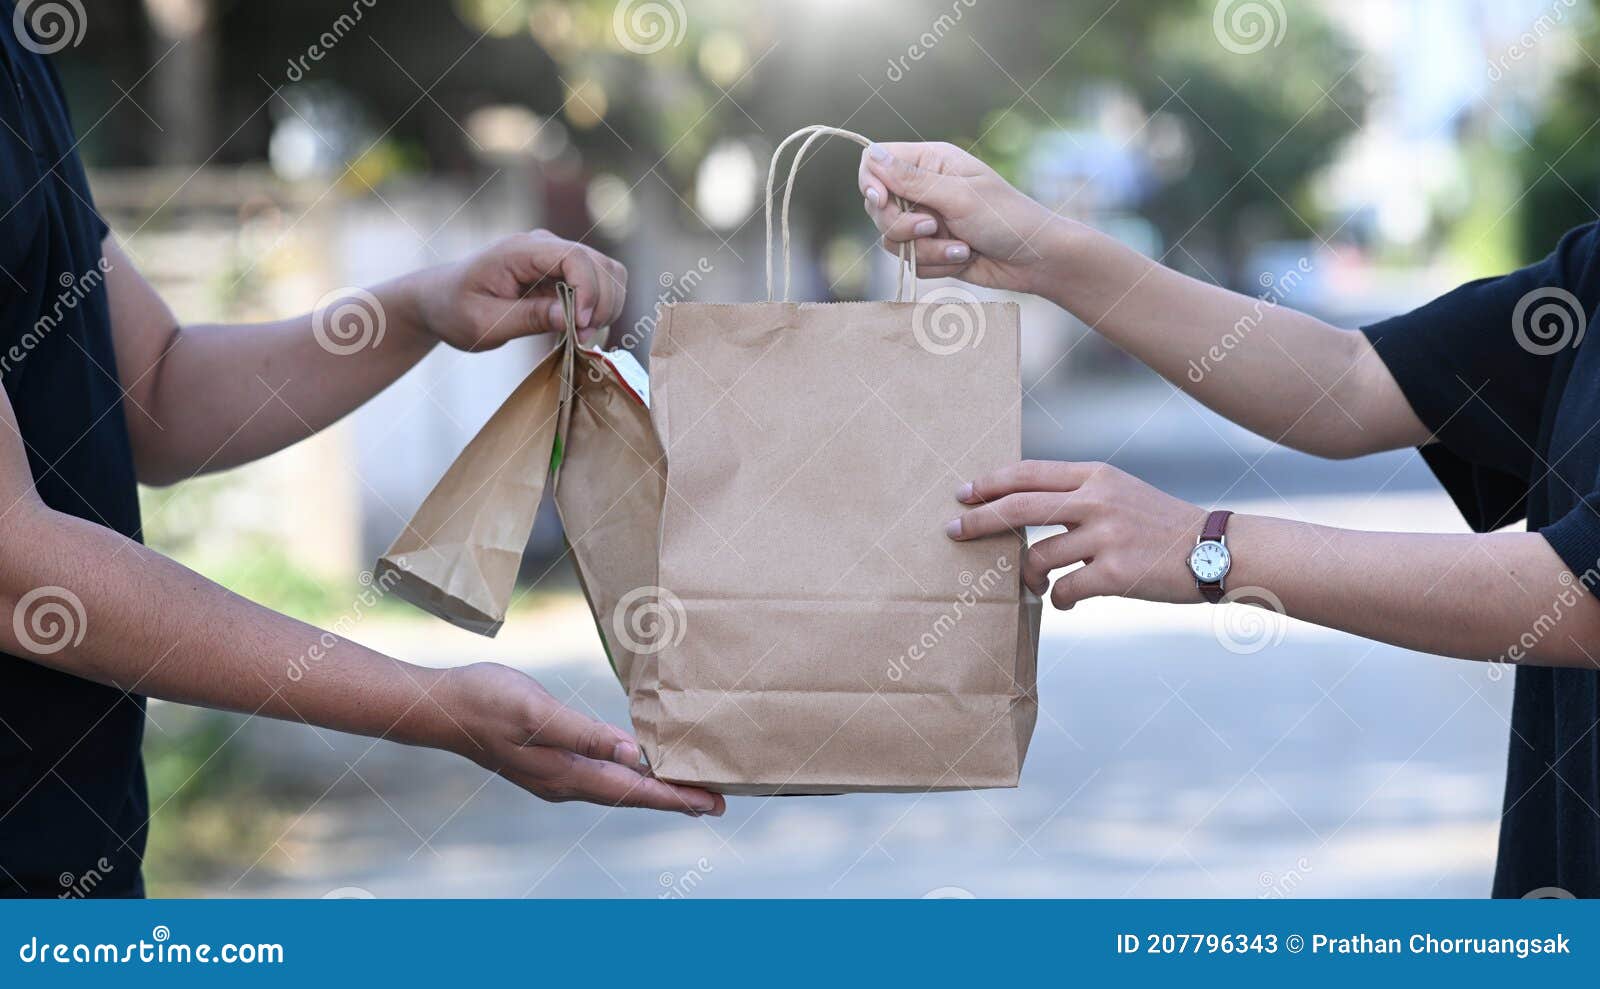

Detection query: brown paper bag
(378, 125), (1039, 795)
(641, 128), (1038, 794)
(376, 283), (667, 702)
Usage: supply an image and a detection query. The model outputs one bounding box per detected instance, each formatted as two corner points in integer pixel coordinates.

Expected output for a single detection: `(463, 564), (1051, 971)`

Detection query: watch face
(1189, 540), (1231, 583)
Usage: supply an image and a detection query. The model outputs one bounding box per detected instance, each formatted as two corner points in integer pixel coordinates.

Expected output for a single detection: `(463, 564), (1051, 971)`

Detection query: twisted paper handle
(764, 125), (917, 303)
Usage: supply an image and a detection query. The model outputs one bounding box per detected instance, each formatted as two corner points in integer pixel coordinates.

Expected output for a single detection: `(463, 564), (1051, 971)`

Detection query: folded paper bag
(377, 125), (1040, 794)
(375, 282), (665, 700)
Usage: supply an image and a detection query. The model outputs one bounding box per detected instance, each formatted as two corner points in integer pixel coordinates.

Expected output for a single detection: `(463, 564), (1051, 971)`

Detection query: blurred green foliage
(501, 0), (1365, 281)
(141, 707), (297, 895)
(1517, 0), (1600, 261)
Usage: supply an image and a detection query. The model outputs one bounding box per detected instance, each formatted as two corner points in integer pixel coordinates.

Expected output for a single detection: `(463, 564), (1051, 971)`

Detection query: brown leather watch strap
(1197, 510), (1233, 604)
(1201, 509), (1232, 544)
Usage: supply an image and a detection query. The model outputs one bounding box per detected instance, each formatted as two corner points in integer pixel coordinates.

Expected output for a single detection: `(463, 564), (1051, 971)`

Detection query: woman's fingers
(948, 490), (1088, 540)
(878, 210), (944, 243)
(859, 157), (888, 216)
(863, 143), (965, 209)
(1050, 564), (1114, 610)
(960, 460), (1112, 504)
(882, 235), (971, 267)
(1022, 530), (1096, 595)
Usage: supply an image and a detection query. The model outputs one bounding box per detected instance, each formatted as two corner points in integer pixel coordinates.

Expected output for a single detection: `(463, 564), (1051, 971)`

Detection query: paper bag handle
(765, 125), (917, 304)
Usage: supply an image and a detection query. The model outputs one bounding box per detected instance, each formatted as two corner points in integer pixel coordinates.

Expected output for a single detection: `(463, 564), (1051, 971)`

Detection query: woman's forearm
(1035, 223), (1430, 458)
(1228, 516), (1600, 666)
(949, 460), (1600, 669)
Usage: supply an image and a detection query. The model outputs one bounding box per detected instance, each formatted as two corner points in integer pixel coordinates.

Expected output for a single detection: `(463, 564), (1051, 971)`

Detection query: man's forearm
(0, 502), (465, 752)
(135, 276), (437, 484)
(1227, 516), (1600, 666)
(1032, 223), (1429, 458)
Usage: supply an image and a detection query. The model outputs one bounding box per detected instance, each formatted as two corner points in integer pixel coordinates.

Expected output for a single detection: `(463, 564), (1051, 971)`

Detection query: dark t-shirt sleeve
(1361, 222), (1597, 533)
(1541, 487), (1600, 583)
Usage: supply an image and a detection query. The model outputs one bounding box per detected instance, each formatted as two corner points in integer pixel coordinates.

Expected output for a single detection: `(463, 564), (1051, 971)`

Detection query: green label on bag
(550, 433), (564, 473)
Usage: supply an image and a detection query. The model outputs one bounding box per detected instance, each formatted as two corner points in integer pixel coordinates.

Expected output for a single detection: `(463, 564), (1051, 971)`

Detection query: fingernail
(914, 219), (937, 236)
(579, 306), (594, 328)
(865, 187), (881, 207)
(944, 517), (963, 539)
(868, 143), (890, 162)
(612, 740), (639, 765)
(946, 243), (970, 261)
(694, 795), (719, 814)
(957, 481), (975, 502)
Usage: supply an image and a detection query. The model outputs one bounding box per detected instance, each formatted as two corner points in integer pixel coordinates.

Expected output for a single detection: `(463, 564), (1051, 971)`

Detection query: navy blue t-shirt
(0, 9), (147, 897)
(1363, 221), (1600, 898)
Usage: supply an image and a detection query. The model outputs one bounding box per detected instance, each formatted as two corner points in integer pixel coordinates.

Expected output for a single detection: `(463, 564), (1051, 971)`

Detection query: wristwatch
(1188, 510), (1233, 604)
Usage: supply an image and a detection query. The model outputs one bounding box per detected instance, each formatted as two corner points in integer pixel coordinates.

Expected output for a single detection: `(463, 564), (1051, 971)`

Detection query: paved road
(198, 488), (1513, 899)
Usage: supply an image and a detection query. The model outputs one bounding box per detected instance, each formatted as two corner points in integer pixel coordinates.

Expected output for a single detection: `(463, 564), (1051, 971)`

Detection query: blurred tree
(1516, 0), (1600, 261)
(1124, 5), (1366, 282)
(493, 0), (1362, 287)
(60, 0), (1365, 288)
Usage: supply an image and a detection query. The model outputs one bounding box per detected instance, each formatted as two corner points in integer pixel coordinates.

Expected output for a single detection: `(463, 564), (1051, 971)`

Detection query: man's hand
(944, 460), (1206, 609)
(444, 662), (725, 816)
(857, 142), (1067, 295)
(409, 230), (628, 351)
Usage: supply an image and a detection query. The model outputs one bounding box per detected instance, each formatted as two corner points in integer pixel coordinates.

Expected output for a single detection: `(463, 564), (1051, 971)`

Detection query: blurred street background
(49, 0), (1599, 896)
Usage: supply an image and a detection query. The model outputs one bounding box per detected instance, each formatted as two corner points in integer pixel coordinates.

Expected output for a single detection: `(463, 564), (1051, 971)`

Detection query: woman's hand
(857, 142), (1070, 295)
(444, 662), (725, 817)
(945, 460), (1207, 609)
(409, 230), (627, 351)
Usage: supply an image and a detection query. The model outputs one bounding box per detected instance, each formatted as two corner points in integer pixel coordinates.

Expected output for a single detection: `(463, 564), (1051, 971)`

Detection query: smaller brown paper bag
(376, 284), (666, 696)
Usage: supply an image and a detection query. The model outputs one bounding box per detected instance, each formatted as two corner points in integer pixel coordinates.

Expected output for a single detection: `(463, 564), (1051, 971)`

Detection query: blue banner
(1, 899), (1592, 985)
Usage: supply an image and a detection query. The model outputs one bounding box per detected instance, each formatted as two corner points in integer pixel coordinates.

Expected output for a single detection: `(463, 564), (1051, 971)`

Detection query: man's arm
(105, 231), (626, 485)
(857, 143), (1429, 459)
(0, 388), (722, 815)
(947, 461), (1600, 668)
